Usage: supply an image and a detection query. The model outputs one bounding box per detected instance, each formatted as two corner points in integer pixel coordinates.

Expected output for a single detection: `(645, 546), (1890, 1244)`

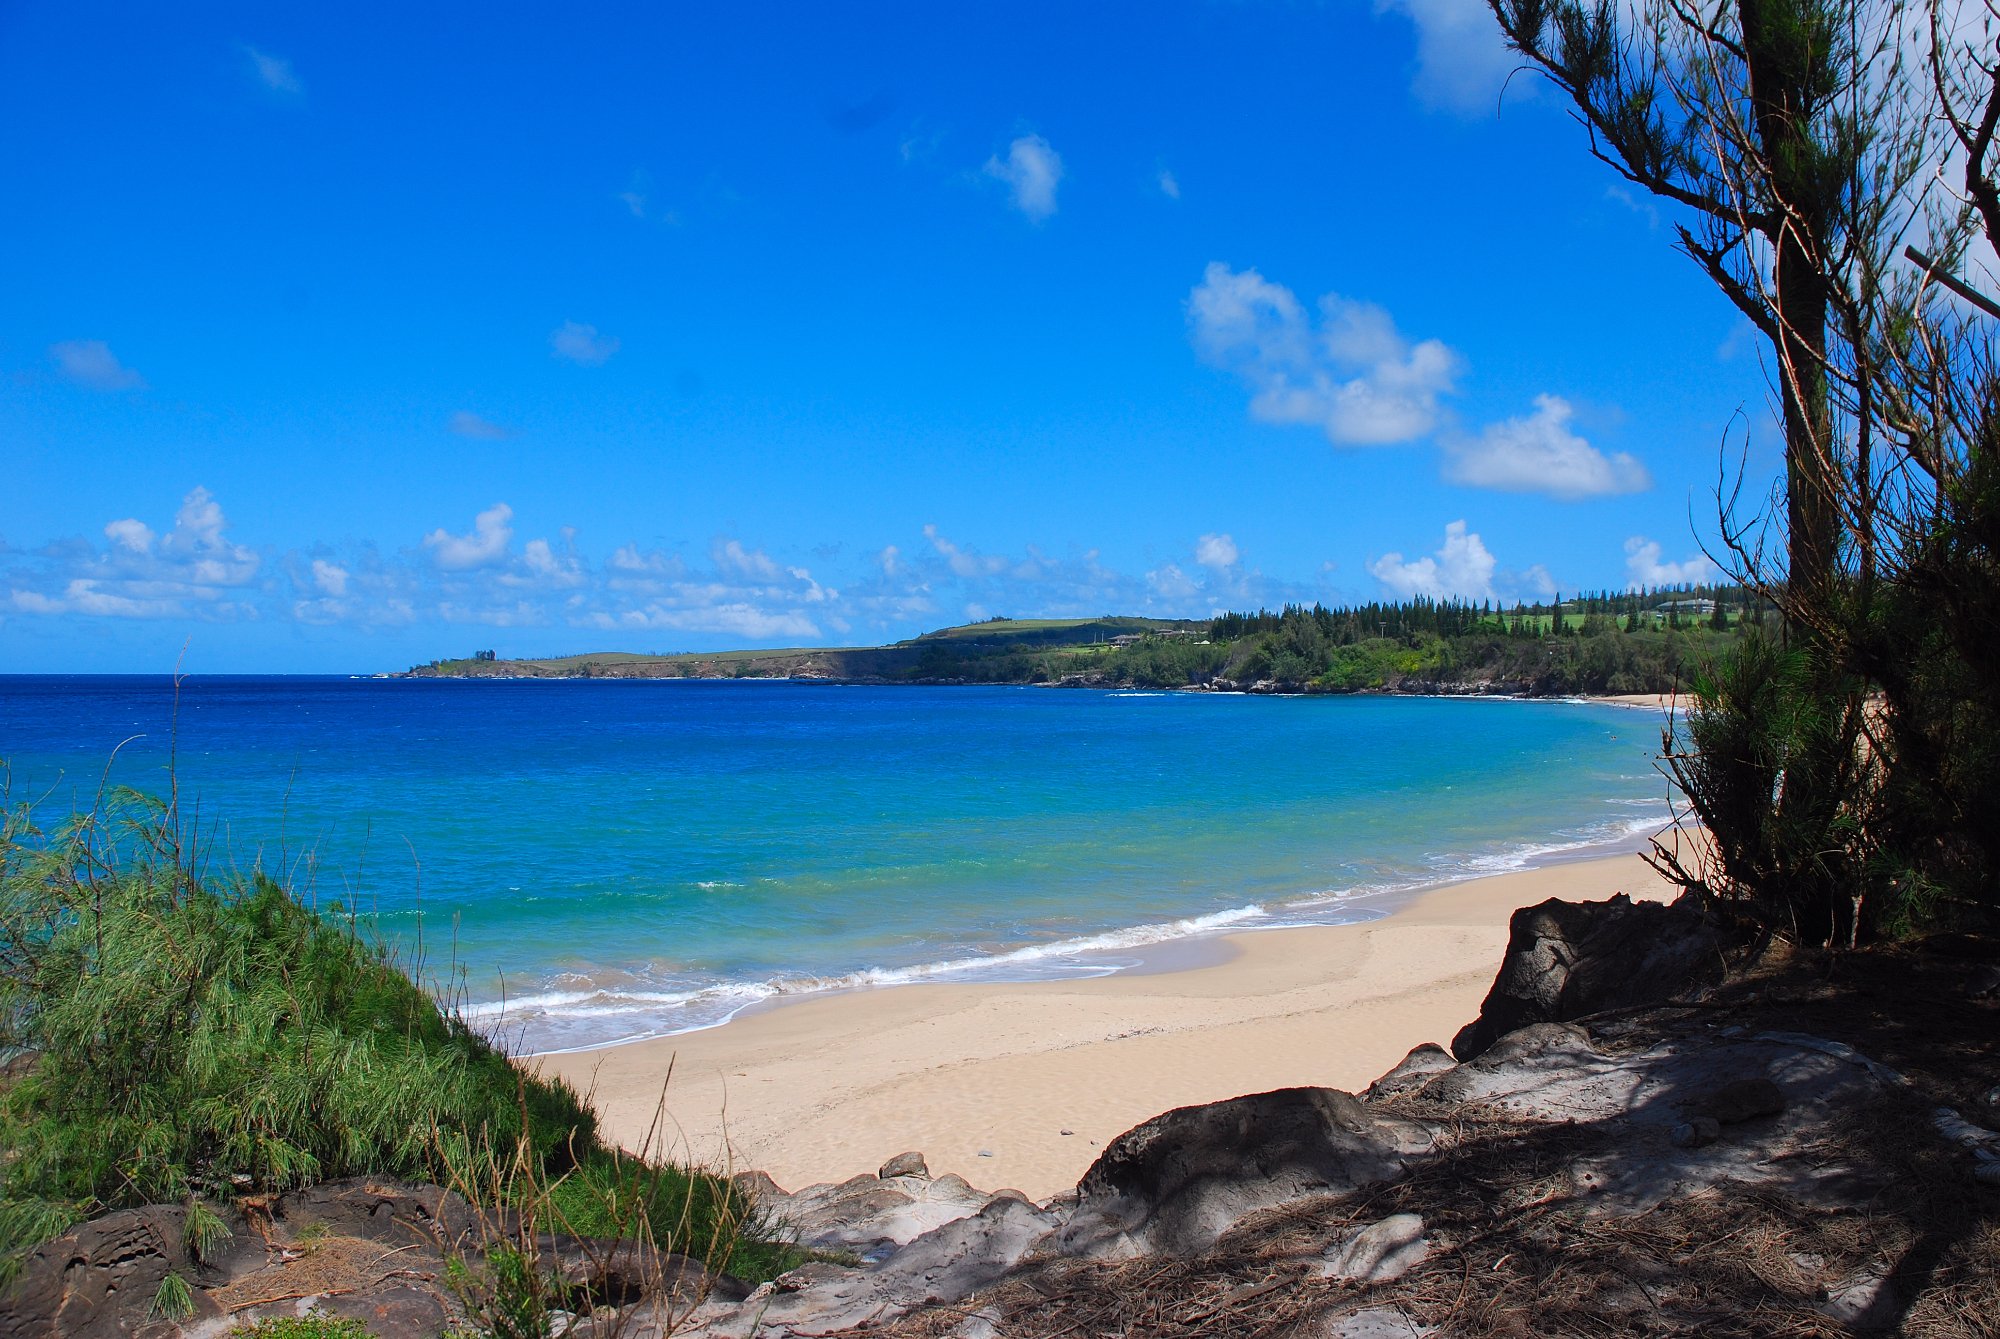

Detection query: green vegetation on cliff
(0, 786), (789, 1289)
(413, 587), (1753, 696)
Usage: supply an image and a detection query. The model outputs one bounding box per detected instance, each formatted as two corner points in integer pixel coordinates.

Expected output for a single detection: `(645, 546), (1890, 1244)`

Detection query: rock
(0, 1204), (225, 1339)
(730, 1170), (787, 1202)
(1700, 1077), (1786, 1124)
(1317, 1214), (1430, 1282)
(1288, 1304), (1438, 1338)
(1965, 964), (2000, 998)
(1451, 893), (1725, 1061)
(951, 1304), (1003, 1338)
(682, 1196), (1055, 1337)
(1058, 1087), (1428, 1259)
(754, 1166), (996, 1262)
(1670, 1117), (1722, 1149)
(272, 1178), (478, 1255)
(878, 1151), (929, 1180)
(317, 1285), (455, 1339)
(1362, 1044), (1456, 1101)
(1818, 1270), (1901, 1329)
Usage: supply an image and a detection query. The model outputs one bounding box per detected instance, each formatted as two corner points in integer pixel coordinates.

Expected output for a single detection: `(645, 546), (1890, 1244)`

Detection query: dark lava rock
(1451, 892), (1725, 1062)
(1059, 1087), (1418, 1259)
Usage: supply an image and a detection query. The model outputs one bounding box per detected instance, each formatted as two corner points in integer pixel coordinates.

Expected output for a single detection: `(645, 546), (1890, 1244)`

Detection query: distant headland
(402, 586), (1754, 697)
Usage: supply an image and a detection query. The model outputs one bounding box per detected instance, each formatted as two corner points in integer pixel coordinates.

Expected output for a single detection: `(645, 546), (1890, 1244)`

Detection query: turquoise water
(0, 677), (1671, 1052)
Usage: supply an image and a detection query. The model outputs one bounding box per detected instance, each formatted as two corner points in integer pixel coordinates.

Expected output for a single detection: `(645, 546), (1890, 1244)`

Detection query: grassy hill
(407, 597), (1748, 698)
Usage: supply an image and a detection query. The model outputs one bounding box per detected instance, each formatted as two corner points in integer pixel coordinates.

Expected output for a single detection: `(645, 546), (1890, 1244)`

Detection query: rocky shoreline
(8, 893), (1995, 1338)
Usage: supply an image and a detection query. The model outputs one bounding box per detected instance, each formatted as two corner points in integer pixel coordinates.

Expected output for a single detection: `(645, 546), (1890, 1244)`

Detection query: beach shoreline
(529, 833), (1690, 1201)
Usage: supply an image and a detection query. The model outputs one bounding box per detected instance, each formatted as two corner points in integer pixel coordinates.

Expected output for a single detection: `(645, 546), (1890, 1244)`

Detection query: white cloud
(878, 544), (901, 576)
(1188, 263), (1461, 445)
(1443, 395), (1651, 499)
(1194, 533), (1239, 569)
(1369, 520), (1498, 600)
(425, 503), (514, 571)
(51, 340), (146, 390)
(983, 134), (1064, 222)
(519, 538), (586, 588)
(104, 518), (155, 554)
(598, 604), (822, 641)
(1374, 0), (1516, 116)
(158, 487), (260, 586)
(311, 559), (349, 596)
(245, 46), (303, 95)
(449, 411), (511, 439)
(550, 321), (620, 366)
(1157, 169), (1181, 200)
(6, 487), (261, 620)
(712, 538), (782, 581)
(607, 544), (688, 584)
(1624, 537), (1720, 589)
(1144, 562), (1196, 600)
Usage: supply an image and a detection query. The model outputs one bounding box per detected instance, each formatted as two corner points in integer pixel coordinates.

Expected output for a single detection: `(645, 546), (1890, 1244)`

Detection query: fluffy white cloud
(1157, 169), (1181, 200)
(51, 340), (146, 391)
(1624, 537), (1720, 589)
(245, 46), (304, 95)
(1443, 395), (1651, 499)
(1194, 533), (1239, 569)
(984, 134), (1063, 221)
(712, 537), (783, 581)
(104, 518), (155, 554)
(519, 538), (586, 588)
(311, 559), (349, 596)
(6, 487), (261, 620)
(1369, 520), (1499, 600)
(425, 503), (514, 570)
(1374, 0), (1516, 115)
(1189, 263), (1461, 445)
(550, 321), (620, 366)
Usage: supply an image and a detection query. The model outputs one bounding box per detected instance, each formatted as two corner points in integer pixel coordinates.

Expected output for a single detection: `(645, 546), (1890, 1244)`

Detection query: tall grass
(0, 780), (791, 1301)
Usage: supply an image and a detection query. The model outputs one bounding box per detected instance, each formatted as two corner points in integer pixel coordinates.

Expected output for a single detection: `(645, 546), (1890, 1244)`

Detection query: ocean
(0, 676), (1673, 1053)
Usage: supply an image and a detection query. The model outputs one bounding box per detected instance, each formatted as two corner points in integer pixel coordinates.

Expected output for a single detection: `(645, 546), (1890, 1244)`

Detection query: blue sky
(1, 1), (1771, 672)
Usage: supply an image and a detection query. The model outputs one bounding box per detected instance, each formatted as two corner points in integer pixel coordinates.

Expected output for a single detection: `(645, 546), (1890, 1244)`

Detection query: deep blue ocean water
(0, 676), (1671, 1051)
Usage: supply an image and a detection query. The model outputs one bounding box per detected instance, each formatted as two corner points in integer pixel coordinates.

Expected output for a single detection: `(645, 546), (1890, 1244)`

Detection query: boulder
(755, 1167), (997, 1263)
(877, 1152), (929, 1180)
(1058, 1087), (1429, 1259)
(1316, 1214), (1430, 1282)
(1362, 1044), (1456, 1101)
(0, 1205), (224, 1339)
(1451, 893), (1724, 1061)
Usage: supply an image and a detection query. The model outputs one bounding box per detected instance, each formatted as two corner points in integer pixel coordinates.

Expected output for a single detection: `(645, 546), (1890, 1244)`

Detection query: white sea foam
(485, 802), (1681, 1056)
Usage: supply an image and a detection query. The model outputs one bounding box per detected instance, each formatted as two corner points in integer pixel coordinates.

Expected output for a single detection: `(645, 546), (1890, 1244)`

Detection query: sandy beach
(532, 841), (1684, 1201)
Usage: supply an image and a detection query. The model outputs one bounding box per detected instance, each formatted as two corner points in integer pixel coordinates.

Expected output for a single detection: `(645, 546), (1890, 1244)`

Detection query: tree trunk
(1740, 0), (1839, 635)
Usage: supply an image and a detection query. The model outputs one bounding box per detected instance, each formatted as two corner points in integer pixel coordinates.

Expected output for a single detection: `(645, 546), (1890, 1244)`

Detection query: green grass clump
(0, 785), (790, 1292)
(231, 1312), (378, 1339)
(542, 1152), (800, 1281)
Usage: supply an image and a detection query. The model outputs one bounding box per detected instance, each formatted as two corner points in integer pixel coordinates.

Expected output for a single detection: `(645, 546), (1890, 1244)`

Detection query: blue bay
(0, 677), (1669, 1052)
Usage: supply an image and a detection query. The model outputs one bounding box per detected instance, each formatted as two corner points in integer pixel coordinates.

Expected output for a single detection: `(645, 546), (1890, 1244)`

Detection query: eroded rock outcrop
(1057, 1087), (1434, 1260)
(1450, 891), (1725, 1061)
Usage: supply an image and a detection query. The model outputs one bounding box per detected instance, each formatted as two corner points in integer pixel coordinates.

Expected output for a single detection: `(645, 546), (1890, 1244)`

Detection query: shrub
(0, 785), (791, 1290)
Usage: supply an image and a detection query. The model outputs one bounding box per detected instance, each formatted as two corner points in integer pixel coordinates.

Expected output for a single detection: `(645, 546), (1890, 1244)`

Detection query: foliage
(1496, 0), (2000, 943)
(231, 1312), (380, 1339)
(0, 786), (792, 1294)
